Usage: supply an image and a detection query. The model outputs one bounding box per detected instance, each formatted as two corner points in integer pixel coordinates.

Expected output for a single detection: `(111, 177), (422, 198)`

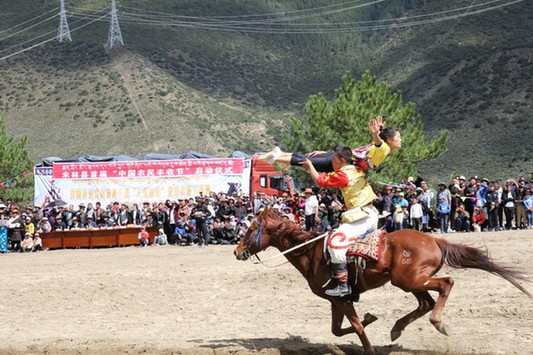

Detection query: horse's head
(234, 207), (277, 261)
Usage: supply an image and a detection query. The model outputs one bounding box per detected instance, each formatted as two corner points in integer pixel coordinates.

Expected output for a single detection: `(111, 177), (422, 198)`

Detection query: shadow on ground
(192, 334), (485, 355)
(0, 336), (496, 355)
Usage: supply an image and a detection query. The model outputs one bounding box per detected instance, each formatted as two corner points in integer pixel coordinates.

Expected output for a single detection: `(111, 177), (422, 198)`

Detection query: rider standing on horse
(301, 117), (402, 297)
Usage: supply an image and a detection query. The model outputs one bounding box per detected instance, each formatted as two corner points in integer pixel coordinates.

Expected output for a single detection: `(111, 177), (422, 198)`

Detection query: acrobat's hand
(299, 159), (313, 171)
(306, 150), (326, 157)
(369, 115), (384, 134)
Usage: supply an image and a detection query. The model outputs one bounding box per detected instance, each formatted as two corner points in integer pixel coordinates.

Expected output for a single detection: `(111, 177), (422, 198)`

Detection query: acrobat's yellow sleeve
(367, 142), (391, 168)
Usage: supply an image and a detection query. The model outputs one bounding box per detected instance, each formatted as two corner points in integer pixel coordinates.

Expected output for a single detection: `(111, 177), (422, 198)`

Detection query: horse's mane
(278, 219), (319, 243)
(265, 214), (325, 261)
(261, 208), (321, 244)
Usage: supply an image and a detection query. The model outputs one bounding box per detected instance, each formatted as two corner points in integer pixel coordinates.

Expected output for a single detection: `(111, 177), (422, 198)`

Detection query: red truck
(249, 155), (296, 197)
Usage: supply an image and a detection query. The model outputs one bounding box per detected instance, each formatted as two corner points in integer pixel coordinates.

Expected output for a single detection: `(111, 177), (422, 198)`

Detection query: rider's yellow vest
(339, 143), (390, 223)
(338, 165), (376, 211)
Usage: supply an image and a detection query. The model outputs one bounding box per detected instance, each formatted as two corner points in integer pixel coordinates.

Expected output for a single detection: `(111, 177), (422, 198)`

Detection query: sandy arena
(1, 229), (532, 355)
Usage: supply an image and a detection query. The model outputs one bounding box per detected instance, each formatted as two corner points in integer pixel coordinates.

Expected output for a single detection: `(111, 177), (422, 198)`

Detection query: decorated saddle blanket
(345, 229), (386, 261)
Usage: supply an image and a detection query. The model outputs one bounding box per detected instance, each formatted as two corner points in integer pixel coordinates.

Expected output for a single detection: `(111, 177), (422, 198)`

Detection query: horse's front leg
(330, 299), (375, 355)
(331, 302), (378, 336)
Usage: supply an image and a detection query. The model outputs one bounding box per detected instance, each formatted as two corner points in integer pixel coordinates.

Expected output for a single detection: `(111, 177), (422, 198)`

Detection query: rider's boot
(325, 263), (351, 297)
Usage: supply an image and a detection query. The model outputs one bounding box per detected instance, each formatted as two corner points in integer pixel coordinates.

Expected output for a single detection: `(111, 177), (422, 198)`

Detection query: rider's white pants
(327, 207), (379, 264)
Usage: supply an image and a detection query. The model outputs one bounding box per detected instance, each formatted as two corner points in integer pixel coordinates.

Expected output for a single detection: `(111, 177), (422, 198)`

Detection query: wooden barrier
(41, 227), (156, 250)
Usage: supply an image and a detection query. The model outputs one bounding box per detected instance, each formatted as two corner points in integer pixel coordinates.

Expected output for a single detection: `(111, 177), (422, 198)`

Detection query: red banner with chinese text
(52, 159), (245, 179)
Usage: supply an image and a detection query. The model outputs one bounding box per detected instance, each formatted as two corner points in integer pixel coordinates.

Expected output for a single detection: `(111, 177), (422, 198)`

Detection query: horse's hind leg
(390, 291), (435, 341)
(390, 275), (455, 341)
(424, 276), (454, 335)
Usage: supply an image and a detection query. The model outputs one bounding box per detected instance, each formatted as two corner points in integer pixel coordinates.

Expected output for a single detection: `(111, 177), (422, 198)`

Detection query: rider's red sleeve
(317, 171), (349, 188)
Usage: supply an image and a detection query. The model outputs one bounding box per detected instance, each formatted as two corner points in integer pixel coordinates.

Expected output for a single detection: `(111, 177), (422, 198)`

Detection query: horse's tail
(435, 238), (532, 298)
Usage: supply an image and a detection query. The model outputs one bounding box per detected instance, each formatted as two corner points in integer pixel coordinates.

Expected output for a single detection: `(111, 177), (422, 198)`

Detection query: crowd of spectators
(1, 171), (532, 253)
(0, 192), (267, 251)
(374, 173), (533, 234)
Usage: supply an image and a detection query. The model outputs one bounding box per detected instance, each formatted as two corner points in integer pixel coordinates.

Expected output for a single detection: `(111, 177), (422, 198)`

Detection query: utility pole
(107, 0), (124, 48)
(57, 0), (72, 42)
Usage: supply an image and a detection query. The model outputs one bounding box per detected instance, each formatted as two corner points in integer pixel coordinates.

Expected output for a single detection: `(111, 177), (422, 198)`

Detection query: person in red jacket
(138, 226), (150, 247)
(472, 207), (487, 232)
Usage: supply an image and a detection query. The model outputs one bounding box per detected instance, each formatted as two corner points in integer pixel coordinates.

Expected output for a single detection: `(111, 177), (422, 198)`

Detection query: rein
(249, 229), (329, 267)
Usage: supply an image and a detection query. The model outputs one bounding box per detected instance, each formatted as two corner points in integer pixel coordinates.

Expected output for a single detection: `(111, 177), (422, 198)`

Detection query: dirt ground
(1, 229), (532, 355)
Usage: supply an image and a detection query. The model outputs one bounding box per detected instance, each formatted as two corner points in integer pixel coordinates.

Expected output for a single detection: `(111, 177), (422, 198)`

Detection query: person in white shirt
(303, 188), (319, 231)
(409, 198), (424, 231)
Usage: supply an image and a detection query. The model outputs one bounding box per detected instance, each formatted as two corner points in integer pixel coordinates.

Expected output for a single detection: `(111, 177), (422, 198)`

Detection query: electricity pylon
(107, 0), (124, 48)
(57, 0), (72, 42)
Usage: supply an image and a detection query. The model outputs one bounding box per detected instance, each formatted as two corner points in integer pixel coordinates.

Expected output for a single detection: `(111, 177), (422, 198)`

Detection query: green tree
(0, 115), (34, 204)
(282, 71), (448, 182)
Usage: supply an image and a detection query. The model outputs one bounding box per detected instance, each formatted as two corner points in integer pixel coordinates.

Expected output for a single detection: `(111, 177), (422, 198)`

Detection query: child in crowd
(153, 228), (167, 246)
(392, 205), (404, 230)
(138, 226), (150, 247)
(21, 233), (34, 252)
(33, 233), (43, 252)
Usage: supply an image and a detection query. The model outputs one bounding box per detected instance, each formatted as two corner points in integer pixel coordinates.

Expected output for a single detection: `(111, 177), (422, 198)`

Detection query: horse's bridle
(242, 219), (329, 266)
(242, 220), (264, 260)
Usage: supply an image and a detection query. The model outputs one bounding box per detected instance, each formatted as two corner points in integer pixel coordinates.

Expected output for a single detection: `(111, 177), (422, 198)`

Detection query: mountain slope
(0, 43), (288, 158)
(0, 0), (531, 181)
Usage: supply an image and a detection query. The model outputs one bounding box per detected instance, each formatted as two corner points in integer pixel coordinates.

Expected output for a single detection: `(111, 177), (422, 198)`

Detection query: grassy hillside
(0, 0), (531, 182)
(366, 1), (533, 180)
(0, 43), (288, 157)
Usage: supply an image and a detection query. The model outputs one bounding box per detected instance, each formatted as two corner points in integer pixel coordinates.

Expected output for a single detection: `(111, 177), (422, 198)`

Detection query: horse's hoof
(390, 329), (402, 342)
(363, 313), (378, 325)
(431, 320), (449, 336)
(437, 322), (448, 336)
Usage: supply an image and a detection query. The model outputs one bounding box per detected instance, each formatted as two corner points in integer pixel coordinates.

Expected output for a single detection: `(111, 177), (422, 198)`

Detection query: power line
(0, 37), (57, 63)
(0, 8), (109, 55)
(0, 0), (524, 61)
(0, 14), (58, 42)
(120, 0), (382, 22)
(0, 27), (57, 55)
(113, 0), (525, 34)
(68, 0), (523, 34)
(122, 0), (386, 26)
(0, 12), (109, 62)
(0, 6), (59, 34)
(118, 0), (514, 26)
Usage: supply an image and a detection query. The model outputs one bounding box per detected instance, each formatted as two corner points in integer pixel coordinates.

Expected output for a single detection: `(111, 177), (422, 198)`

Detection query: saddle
(323, 229), (386, 299)
(324, 229), (386, 263)
(346, 229), (386, 261)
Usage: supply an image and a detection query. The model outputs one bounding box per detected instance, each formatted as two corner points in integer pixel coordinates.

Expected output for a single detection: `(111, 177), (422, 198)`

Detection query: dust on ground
(1, 230), (532, 354)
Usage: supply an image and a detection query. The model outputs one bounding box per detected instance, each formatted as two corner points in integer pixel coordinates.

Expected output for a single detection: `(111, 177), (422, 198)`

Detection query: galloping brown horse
(234, 207), (532, 355)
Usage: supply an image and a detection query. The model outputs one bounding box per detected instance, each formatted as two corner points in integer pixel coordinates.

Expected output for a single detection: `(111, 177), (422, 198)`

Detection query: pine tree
(282, 71), (448, 183)
(0, 115), (34, 203)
